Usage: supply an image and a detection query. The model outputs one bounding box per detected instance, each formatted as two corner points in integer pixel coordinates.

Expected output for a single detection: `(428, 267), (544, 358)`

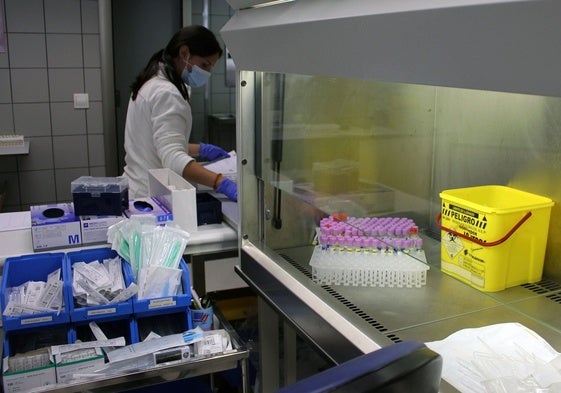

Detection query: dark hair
(130, 25), (223, 101)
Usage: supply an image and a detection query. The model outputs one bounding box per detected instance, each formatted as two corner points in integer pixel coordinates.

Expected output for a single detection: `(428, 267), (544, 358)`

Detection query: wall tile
(85, 101), (103, 133)
(229, 94), (235, 114)
(213, 54), (226, 75)
(5, 0), (45, 33)
(190, 91), (205, 113)
(45, 0), (81, 34)
(191, 0), (204, 14)
(191, 115), (205, 143)
(0, 156), (17, 172)
(8, 34), (47, 68)
(191, 14), (204, 26)
(47, 34), (83, 67)
(81, 0), (99, 34)
(84, 68), (101, 100)
(48, 68), (84, 102)
(89, 166), (106, 177)
(55, 167), (87, 201)
(19, 169), (56, 205)
(211, 73), (230, 94)
(0, 172), (20, 209)
(210, 15), (230, 33)
(83, 34), (100, 67)
(17, 136), (54, 171)
(53, 135), (88, 168)
(51, 102), (86, 135)
(87, 134), (105, 166)
(0, 69), (12, 103)
(0, 104), (14, 132)
(210, 93), (231, 114)
(11, 68), (49, 102)
(13, 103), (51, 137)
(0, 50), (9, 68)
(210, 1), (231, 15)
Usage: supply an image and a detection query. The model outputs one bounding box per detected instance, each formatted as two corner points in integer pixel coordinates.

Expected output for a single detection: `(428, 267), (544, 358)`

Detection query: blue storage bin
(132, 259), (192, 318)
(3, 326), (73, 357)
(133, 310), (192, 343)
(71, 316), (136, 346)
(0, 252), (70, 331)
(65, 247), (134, 323)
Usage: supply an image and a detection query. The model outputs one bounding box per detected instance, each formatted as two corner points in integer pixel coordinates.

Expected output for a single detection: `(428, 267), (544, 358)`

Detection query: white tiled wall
(0, 0), (104, 211)
(0, 0), (236, 212)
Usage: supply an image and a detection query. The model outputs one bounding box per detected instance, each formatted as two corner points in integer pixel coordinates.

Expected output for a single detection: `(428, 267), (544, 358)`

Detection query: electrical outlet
(73, 93), (89, 109)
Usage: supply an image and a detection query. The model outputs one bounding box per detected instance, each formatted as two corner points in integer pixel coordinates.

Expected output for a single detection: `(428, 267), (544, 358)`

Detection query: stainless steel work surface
(275, 239), (561, 346)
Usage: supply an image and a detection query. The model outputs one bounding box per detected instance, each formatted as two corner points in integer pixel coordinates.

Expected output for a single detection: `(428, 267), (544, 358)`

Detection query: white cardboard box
(2, 357), (56, 393)
(148, 169), (197, 233)
(54, 348), (105, 385)
(80, 215), (124, 244)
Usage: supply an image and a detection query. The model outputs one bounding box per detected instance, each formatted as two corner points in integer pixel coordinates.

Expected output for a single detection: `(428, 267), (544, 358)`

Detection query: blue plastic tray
(65, 247), (134, 323)
(132, 259), (192, 318)
(1, 252), (70, 331)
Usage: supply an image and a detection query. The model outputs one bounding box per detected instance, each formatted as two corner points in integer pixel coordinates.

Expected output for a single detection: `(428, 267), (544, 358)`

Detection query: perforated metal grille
(521, 279), (561, 295)
(280, 253), (401, 343)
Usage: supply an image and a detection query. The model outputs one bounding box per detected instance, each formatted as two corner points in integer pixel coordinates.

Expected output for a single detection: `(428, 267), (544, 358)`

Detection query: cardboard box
(2, 358), (56, 393)
(80, 215), (124, 245)
(54, 348), (105, 384)
(148, 169), (197, 233)
(2, 328), (71, 393)
(30, 203), (81, 251)
(124, 197), (173, 224)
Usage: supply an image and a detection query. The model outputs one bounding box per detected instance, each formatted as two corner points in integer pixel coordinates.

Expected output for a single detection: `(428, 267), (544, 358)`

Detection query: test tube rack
(309, 216), (430, 288)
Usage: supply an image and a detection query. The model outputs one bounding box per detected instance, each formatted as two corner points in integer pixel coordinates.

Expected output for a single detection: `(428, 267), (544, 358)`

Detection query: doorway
(111, 0), (182, 174)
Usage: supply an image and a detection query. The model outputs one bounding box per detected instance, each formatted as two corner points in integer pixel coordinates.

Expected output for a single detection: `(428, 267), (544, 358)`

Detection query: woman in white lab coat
(123, 25), (237, 201)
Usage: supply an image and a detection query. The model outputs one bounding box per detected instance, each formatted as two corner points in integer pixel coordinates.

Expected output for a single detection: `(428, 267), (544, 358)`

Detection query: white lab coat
(123, 69), (194, 198)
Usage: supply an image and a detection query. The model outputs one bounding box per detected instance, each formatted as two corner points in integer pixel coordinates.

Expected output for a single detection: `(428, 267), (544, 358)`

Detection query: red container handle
(436, 211), (532, 247)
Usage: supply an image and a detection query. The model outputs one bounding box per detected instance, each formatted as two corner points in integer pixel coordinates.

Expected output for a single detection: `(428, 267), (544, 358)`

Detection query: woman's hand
(216, 178), (238, 201)
(199, 142), (229, 161)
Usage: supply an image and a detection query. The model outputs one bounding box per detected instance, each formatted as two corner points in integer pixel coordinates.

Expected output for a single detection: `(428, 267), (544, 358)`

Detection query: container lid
(71, 176), (129, 193)
(440, 185), (554, 213)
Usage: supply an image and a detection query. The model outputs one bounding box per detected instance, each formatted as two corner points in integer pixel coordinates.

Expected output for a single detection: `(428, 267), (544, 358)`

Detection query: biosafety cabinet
(222, 1), (561, 391)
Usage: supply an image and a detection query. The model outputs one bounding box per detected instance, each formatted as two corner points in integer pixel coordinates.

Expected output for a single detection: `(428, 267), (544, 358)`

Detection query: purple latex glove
(216, 178), (238, 202)
(199, 142), (229, 161)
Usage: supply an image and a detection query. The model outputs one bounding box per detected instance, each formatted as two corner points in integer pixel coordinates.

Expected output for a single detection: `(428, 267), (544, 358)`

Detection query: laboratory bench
(0, 195), (240, 295)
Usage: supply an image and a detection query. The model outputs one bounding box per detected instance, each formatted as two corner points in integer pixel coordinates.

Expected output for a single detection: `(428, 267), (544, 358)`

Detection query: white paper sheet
(203, 151), (237, 177)
(426, 323), (561, 393)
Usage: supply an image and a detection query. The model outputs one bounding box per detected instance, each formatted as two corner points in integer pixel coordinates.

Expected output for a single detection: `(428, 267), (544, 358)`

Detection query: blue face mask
(181, 60), (211, 88)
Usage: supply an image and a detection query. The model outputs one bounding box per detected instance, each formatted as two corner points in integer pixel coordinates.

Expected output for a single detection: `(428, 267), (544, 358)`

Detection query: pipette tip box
(71, 176), (129, 217)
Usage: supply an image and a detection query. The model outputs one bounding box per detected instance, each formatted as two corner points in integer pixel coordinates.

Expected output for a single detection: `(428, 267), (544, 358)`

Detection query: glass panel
(240, 70), (561, 294)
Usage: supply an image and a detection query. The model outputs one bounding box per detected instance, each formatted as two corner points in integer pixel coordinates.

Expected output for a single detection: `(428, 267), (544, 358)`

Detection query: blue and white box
(124, 197), (173, 224)
(30, 203), (81, 251)
(80, 215), (124, 245)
